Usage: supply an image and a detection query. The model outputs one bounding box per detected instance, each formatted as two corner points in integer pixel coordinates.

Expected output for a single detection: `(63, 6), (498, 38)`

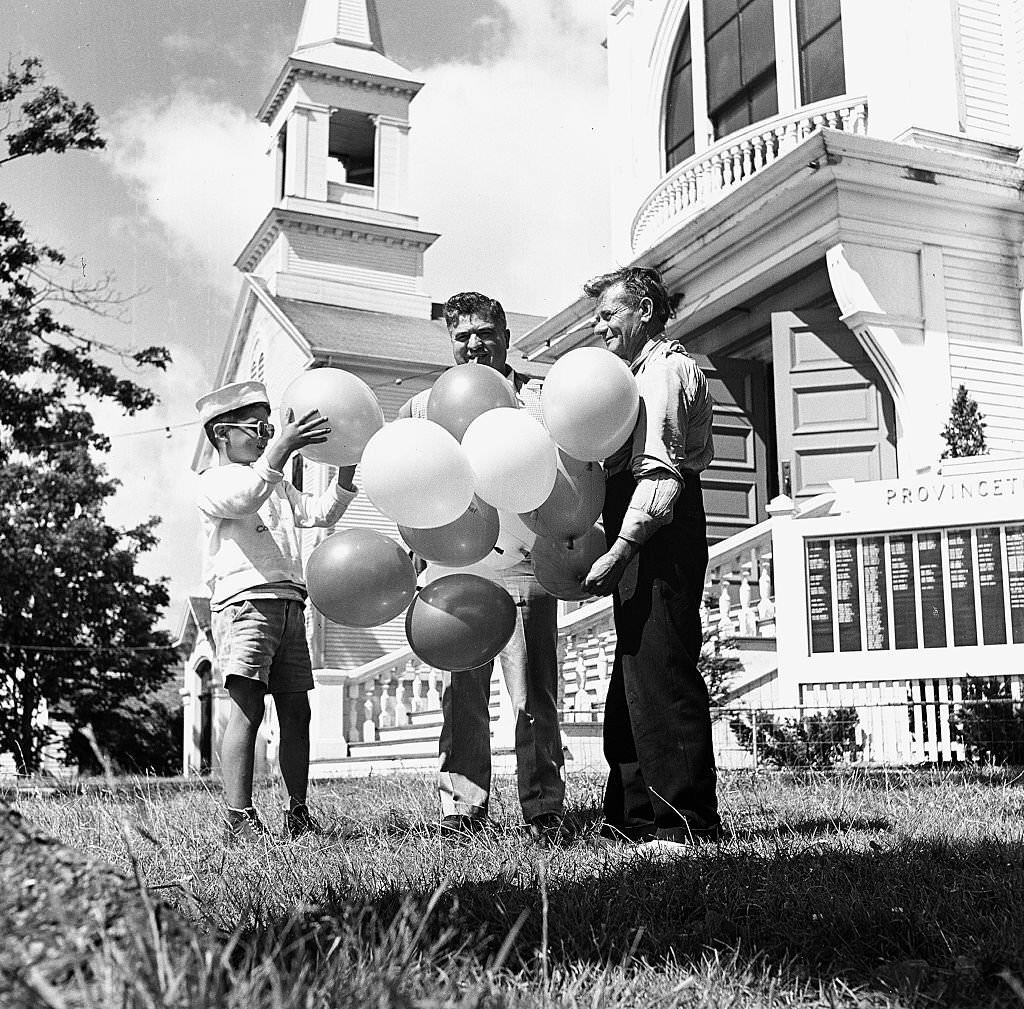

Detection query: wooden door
(771, 310), (898, 503)
(695, 354), (772, 542)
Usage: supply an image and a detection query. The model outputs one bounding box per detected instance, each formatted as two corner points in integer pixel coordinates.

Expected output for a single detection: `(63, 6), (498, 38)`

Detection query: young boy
(194, 380), (357, 841)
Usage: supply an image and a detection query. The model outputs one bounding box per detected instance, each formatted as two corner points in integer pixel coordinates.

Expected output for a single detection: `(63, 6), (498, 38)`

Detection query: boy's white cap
(195, 381), (270, 425)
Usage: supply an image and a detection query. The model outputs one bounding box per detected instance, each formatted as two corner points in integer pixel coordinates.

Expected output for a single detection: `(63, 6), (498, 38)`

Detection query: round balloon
(531, 525), (608, 601)
(360, 418), (475, 528)
(521, 450), (605, 540)
(461, 408), (557, 513)
(427, 365), (518, 441)
(405, 574), (517, 671)
(306, 529), (416, 627)
(280, 368), (384, 466)
(398, 496), (499, 567)
(540, 347), (640, 462)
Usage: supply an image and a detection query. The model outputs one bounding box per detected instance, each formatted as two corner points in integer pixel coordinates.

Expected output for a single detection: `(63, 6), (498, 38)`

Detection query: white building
(182, 0), (1024, 776)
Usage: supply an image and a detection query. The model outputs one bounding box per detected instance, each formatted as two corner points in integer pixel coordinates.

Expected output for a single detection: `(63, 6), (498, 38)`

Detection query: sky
(1, 0), (612, 632)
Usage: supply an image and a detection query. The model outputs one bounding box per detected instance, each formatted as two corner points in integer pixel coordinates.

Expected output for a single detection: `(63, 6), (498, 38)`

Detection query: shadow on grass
(267, 837), (1024, 1007)
(738, 815), (894, 838)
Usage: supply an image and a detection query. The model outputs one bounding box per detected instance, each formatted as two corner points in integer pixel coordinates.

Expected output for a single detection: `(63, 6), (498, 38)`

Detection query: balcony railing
(630, 95), (869, 253)
(335, 501), (808, 742)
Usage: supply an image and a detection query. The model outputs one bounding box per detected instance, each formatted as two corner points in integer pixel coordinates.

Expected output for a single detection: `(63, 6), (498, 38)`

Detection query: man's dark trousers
(601, 470), (719, 837)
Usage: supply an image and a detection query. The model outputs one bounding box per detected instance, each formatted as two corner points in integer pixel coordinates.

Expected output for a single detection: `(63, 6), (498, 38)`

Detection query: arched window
(704, 0), (777, 140)
(796, 0), (845, 105)
(665, 10), (695, 169)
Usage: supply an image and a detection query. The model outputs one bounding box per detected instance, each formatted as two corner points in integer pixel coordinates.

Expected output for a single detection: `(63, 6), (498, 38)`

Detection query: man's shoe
(224, 806), (272, 843)
(653, 820), (728, 844)
(439, 814), (486, 838)
(285, 802), (321, 838)
(526, 812), (576, 846)
(598, 821), (657, 844)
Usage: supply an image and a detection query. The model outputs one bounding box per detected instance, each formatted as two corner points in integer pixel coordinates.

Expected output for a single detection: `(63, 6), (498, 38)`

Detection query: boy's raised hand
(265, 408), (330, 471)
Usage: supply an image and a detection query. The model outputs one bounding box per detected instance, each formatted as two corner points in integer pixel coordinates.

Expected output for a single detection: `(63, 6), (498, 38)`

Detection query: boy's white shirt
(196, 455), (356, 607)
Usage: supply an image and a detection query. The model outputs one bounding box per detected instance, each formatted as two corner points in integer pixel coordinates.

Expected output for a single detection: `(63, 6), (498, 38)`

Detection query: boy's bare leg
(222, 678), (267, 809)
(274, 690), (311, 805)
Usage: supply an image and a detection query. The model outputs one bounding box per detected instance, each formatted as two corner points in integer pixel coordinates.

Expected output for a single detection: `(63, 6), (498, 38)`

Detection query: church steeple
(238, 0), (438, 319)
(294, 0), (385, 54)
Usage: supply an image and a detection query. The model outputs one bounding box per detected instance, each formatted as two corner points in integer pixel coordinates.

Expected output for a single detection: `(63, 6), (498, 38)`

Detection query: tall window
(704, 0), (778, 140)
(796, 0), (845, 105)
(665, 11), (695, 169)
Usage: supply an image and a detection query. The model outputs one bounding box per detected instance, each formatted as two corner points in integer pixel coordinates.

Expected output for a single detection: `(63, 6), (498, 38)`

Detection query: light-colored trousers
(437, 571), (565, 821)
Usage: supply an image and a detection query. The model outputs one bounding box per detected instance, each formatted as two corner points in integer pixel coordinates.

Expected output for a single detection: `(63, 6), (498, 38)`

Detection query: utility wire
(16, 365), (451, 452)
(0, 641), (178, 654)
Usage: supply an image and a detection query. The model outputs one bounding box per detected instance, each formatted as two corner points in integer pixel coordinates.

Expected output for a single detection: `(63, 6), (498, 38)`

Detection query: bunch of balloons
(292, 348), (641, 670)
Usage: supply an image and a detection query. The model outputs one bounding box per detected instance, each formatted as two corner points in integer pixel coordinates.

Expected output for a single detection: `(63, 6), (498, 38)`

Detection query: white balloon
(541, 347), (640, 462)
(461, 408), (558, 513)
(360, 418), (475, 528)
(280, 368), (384, 466)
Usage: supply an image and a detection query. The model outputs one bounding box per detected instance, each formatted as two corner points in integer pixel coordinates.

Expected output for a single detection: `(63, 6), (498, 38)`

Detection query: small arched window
(665, 10), (695, 170)
(704, 0), (778, 140)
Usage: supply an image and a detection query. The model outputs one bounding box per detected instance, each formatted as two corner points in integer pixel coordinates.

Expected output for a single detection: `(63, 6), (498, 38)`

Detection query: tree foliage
(941, 384), (987, 459)
(0, 58), (176, 774)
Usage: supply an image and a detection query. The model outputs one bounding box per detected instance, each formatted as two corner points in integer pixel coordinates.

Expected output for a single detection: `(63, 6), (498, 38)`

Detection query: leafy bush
(729, 706), (860, 768)
(64, 678), (183, 776)
(955, 677), (1024, 766)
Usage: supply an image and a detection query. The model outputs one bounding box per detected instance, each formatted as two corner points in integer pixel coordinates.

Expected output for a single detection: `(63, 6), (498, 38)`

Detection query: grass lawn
(6, 767), (1024, 1008)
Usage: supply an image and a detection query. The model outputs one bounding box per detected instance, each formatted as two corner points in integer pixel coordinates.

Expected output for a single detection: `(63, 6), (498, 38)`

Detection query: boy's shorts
(212, 598), (315, 693)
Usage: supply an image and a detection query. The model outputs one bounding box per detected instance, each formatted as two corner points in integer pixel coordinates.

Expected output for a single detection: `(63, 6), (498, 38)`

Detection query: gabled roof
(174, 595), (212, 650)
(271, 296), (548, 377)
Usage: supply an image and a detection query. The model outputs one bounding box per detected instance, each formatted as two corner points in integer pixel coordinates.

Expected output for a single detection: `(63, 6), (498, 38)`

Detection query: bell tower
(235, 0), (438, 318)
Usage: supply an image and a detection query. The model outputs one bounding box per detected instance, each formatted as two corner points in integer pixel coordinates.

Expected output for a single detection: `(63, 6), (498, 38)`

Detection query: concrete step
(310, 748), (517, 780)
(349, 736), (439, 758)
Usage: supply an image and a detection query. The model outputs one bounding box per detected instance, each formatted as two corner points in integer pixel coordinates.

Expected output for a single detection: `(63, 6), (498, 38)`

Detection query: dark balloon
(426, 365), (518, 441)
(520, 449), (605, 540)
(405, 574), (517, 671)
(531, 525), (607, 601)
(307, 529), (417, 627)
(398, 496), (500, 567)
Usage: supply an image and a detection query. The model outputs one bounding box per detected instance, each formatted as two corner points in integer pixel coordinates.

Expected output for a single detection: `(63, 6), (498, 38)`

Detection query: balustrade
(631, 96), (869, 252)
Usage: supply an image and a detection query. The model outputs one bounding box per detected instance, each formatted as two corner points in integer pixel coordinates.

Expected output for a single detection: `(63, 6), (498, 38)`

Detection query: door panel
(772, 311), (897, 502)
(695, 354), (771, 542)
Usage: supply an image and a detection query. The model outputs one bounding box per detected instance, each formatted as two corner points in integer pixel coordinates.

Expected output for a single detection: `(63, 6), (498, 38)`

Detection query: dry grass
(5, 766), (1024, 1008)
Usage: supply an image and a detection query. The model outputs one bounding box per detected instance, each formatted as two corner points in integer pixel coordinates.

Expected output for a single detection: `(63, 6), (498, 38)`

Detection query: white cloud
(95, 4), (612, 624)
(105, 92), (271, 295)
(90, 344), (211, 632)
(410, 0), (611, 316)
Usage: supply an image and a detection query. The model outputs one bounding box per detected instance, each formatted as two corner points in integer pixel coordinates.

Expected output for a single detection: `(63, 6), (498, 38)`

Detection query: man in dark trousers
(581, 266), (722, 846)
(399, 291), (566, 844)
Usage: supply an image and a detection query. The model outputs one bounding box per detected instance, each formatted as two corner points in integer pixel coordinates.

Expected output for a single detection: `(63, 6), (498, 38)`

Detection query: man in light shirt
(581, 266), (722, 847)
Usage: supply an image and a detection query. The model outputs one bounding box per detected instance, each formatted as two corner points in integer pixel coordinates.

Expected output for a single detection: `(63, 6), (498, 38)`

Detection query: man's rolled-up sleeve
(617, 355), (688, 547)
(618, 472), (682, 545)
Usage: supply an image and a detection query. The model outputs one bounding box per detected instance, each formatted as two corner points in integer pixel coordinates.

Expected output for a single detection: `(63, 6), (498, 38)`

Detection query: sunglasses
(216, 421), (276, 439)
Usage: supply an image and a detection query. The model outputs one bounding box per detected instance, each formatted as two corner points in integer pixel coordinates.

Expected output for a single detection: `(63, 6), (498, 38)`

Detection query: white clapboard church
(181, 0), (1024, 776)
(176, 0), (543, 775)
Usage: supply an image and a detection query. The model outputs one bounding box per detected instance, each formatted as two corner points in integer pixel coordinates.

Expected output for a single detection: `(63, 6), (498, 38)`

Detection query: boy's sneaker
(439, 814), (486, 839)
(285, 802), (321, 838)
(224, 806), (272, 843)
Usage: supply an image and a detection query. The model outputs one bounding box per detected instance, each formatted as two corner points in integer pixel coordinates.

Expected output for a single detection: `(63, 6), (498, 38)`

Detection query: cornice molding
(259, 59), (422, 124)
(235, 208), (439, 272)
